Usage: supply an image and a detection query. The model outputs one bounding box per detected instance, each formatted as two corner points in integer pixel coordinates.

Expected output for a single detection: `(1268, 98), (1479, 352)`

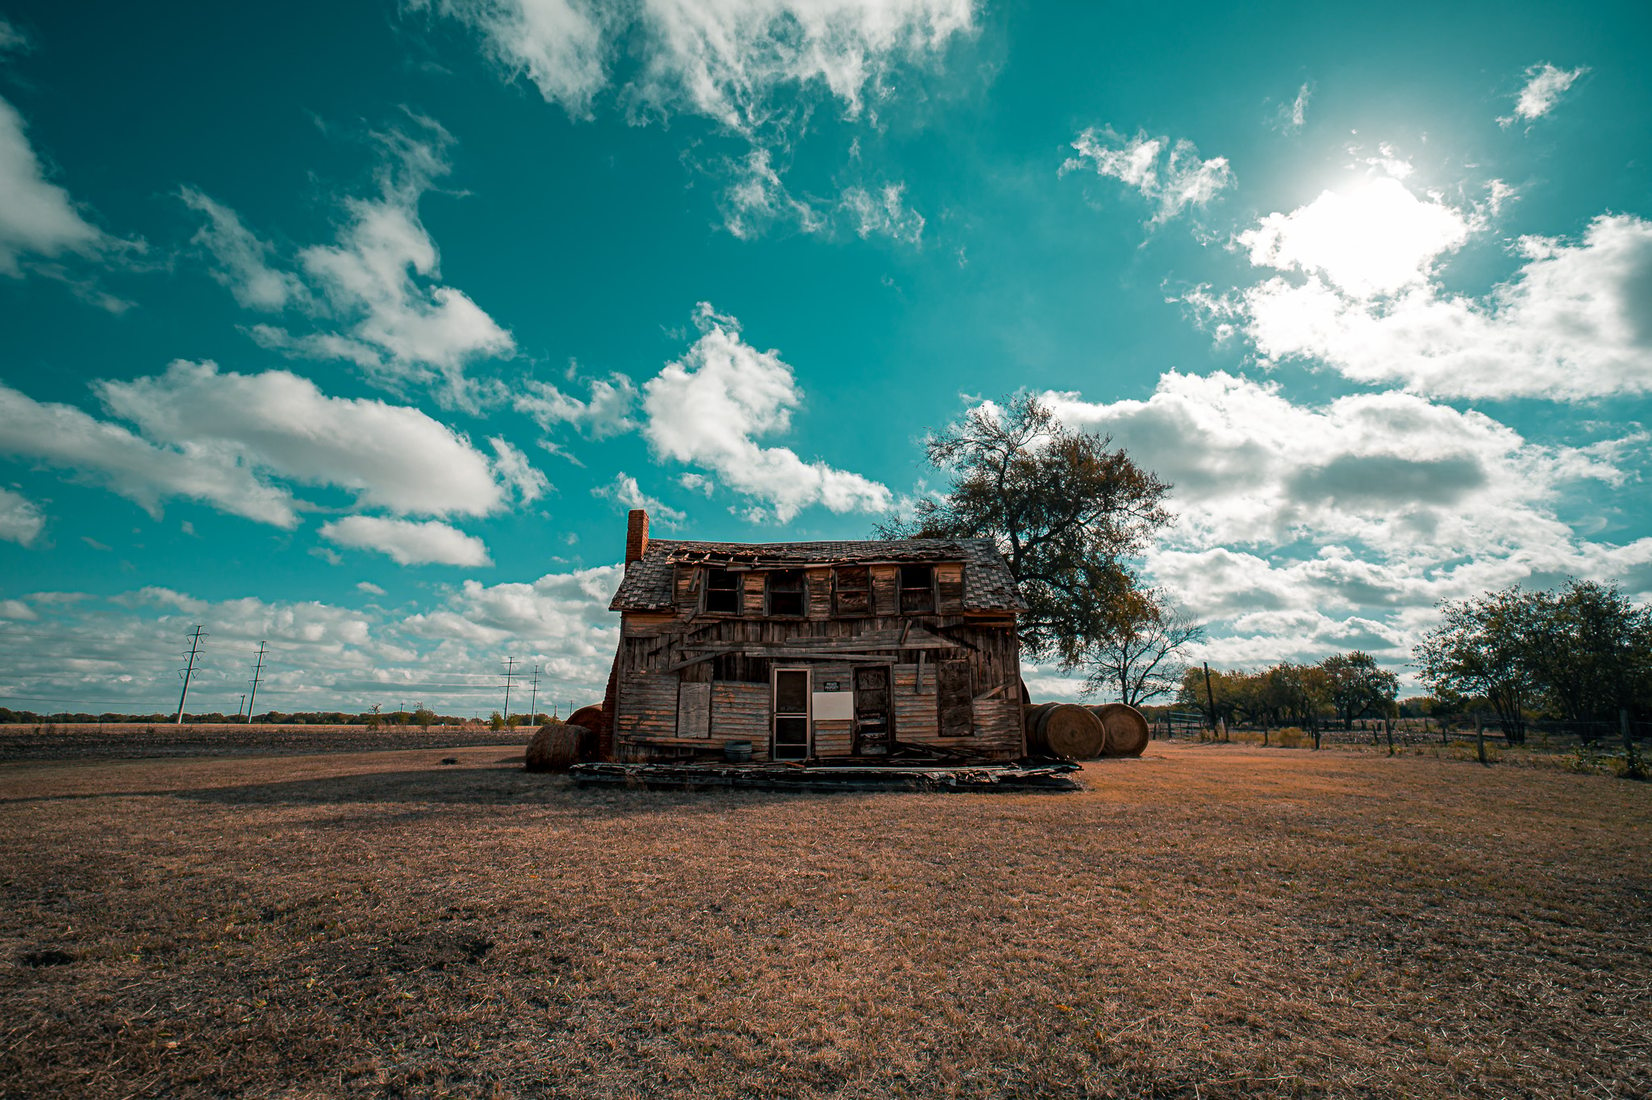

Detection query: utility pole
(528, 663), (541, 725)
(246, 641), (266, 723)
(174, 626), (206, 725)
(1202, 662), (1217, 737)
(502, 657), (517, 723)
(236, 693), (247, 720)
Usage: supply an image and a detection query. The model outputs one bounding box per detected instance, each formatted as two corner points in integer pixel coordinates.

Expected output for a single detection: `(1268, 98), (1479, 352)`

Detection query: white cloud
(178, 186), (306, 310)
(1236, 212), (1652, 400)
(512, 369), (638, 438)
(0, 487), (45, 546)
(487, 436), (549, 503)
(95, 360), (512, 518)
(1275, 82), (1311, 133)
(0, 379), (300, 526)
(1501, 62), (1588, 128)
(1064, 127), (1234, 225)
(1238, 176), (1469, 298)
(408, 0), (614, 116)
(357, 581), (387, 596)
(0, 95), (106, 276)
(1041, 371), (1629, 559)
(320, 516), (492, 567)
(720, 146), (824, 240)
(416, 0), (975, 129)
(211, 121), (514, 410)
(641, 303), (892, 521)
(0, 361), (522, 529)
(0, 17), (29, 52)
(839, 182), (925, 243)
(592, 472), (686, 525)
(633, 0), (974, 130)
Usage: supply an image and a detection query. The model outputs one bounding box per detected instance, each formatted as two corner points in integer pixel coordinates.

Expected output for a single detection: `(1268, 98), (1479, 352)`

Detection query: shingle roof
(609, 537), (1027, 613)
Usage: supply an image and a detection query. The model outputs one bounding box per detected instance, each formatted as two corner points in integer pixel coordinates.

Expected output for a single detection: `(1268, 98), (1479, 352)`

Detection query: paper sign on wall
(811, 691), (855, 720)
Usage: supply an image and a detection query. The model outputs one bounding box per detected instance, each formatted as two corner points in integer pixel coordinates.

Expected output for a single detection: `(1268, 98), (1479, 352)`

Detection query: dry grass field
(2, 741), (1648, 1099)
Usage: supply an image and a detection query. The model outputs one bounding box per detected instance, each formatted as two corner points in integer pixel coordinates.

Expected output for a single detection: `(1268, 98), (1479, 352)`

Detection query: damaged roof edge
(608, 537), (1027, 613)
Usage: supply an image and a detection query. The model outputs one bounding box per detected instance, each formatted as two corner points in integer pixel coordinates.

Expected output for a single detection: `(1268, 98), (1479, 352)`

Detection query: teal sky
(1, 0), (1648, 716)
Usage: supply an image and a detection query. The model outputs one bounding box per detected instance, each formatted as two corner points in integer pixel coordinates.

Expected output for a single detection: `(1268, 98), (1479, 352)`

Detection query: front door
(853, 665), (892, 756)
(772, 667), (810, 761)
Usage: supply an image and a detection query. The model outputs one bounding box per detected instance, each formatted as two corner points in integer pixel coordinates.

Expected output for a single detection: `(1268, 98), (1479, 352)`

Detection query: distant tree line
(0, 705), (550, 728)
(1175, 651), (1400, 737)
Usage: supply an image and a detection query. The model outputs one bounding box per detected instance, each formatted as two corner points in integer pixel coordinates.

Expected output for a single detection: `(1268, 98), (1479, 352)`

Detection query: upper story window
(899, 564), (935, 613)
(833, 566), (871, 616)
(766, 569), (805, 617)
(704, 568), (740, 614)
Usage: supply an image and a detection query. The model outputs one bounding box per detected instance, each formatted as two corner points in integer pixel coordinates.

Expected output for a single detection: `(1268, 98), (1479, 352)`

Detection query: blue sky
(1, 0), (1648, 717)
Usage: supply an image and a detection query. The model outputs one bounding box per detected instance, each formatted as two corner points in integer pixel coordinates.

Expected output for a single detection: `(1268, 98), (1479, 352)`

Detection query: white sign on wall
(811, 691), (855, 720)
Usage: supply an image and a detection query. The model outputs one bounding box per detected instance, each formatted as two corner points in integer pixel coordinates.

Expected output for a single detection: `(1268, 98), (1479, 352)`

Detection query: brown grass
(2, 741), (1648, 1098)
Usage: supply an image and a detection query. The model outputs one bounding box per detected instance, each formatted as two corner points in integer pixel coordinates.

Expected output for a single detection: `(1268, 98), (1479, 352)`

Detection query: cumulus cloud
(0, 95), (107, 277)
(592, 472), (686, 524)
(1064, 127), (1234, 225)
(513, 369), (638, 438)
(1032, 373), (1649, 673)
(0, 487), (45, 546)
(190, 121), (514, 410)
(1501, 62), (1588, 128)
(320, 516), (492, 567)
(0, 361), (524, 528)
(1041, 371), (1629, 558)
(178, 186), (306, 310)
(839, 182), (925, 243)
(1234, 211), (1652, 400)
(0, 17), (29, 52)
(641, 303), (892, 521)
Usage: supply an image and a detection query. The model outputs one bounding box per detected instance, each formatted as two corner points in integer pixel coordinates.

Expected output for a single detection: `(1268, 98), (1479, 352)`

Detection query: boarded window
(678, 681), (711, 739)
(767, 569), (805, 617)
(833, 566), (871, 616)
(704, 568), (739, 613)
(937, 659), (973, 737)
(900, 564), (936, 613)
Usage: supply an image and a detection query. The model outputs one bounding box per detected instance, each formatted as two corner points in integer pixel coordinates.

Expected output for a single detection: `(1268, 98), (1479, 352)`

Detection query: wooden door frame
(770, 666), (812, 761)
(851, 661), (896, 757)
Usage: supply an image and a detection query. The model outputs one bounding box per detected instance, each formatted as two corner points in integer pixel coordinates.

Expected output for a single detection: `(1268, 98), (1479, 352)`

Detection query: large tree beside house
(878, 395), (1173, 666)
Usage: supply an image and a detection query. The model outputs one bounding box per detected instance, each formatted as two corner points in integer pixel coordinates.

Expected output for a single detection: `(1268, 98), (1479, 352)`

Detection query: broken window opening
(899, 564), (936, 613)
(704, 568), (740, 614)
(767, 569), (805, 617)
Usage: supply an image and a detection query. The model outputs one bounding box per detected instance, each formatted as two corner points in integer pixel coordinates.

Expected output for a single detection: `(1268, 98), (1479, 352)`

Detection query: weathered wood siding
(711, 681), (769, 761)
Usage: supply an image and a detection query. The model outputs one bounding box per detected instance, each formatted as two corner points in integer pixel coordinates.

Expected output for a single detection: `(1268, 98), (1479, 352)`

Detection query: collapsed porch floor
(568, 760), (1082, 792)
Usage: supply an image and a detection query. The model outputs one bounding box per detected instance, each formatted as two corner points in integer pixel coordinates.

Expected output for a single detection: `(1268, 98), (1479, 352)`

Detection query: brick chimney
(625, 509), (650, 564)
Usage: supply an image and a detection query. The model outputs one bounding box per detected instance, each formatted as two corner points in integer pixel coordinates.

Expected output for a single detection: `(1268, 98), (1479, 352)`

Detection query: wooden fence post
(1476, 716), (1488, 767)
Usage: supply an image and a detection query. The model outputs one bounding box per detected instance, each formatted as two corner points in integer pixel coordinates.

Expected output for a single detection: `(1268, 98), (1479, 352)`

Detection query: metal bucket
(723, 740), (754, 762)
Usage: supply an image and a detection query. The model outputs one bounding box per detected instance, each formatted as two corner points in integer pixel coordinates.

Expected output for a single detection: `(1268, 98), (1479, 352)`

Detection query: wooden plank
(870, 564), (898, 615)
(679, 681), (711, 739)
(936, 563), (965, 613)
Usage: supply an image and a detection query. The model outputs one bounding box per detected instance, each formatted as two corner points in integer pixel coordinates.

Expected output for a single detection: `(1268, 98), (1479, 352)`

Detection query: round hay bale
(1093, 703), (1150, 757)
(525, 721), (589, 772)
(567, 704), (605, 735)
(1029, 702), (1105, 759)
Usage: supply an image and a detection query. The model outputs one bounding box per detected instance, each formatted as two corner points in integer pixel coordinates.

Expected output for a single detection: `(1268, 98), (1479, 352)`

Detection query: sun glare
(1241, 176), (1469, 297)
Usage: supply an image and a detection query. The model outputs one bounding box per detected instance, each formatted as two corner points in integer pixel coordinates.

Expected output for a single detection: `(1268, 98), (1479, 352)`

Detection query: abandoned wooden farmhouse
(601, 510), (1029, 764)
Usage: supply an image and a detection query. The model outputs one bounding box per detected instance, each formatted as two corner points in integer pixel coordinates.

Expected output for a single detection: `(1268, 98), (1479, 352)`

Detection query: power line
(246, 641), (266, 723)
(174, 626), (206, 725)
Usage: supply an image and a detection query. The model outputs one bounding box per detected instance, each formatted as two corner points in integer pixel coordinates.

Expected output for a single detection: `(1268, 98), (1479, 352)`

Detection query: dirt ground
(2, 742), (1648, 1099)
(0, 723), (533, 760)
